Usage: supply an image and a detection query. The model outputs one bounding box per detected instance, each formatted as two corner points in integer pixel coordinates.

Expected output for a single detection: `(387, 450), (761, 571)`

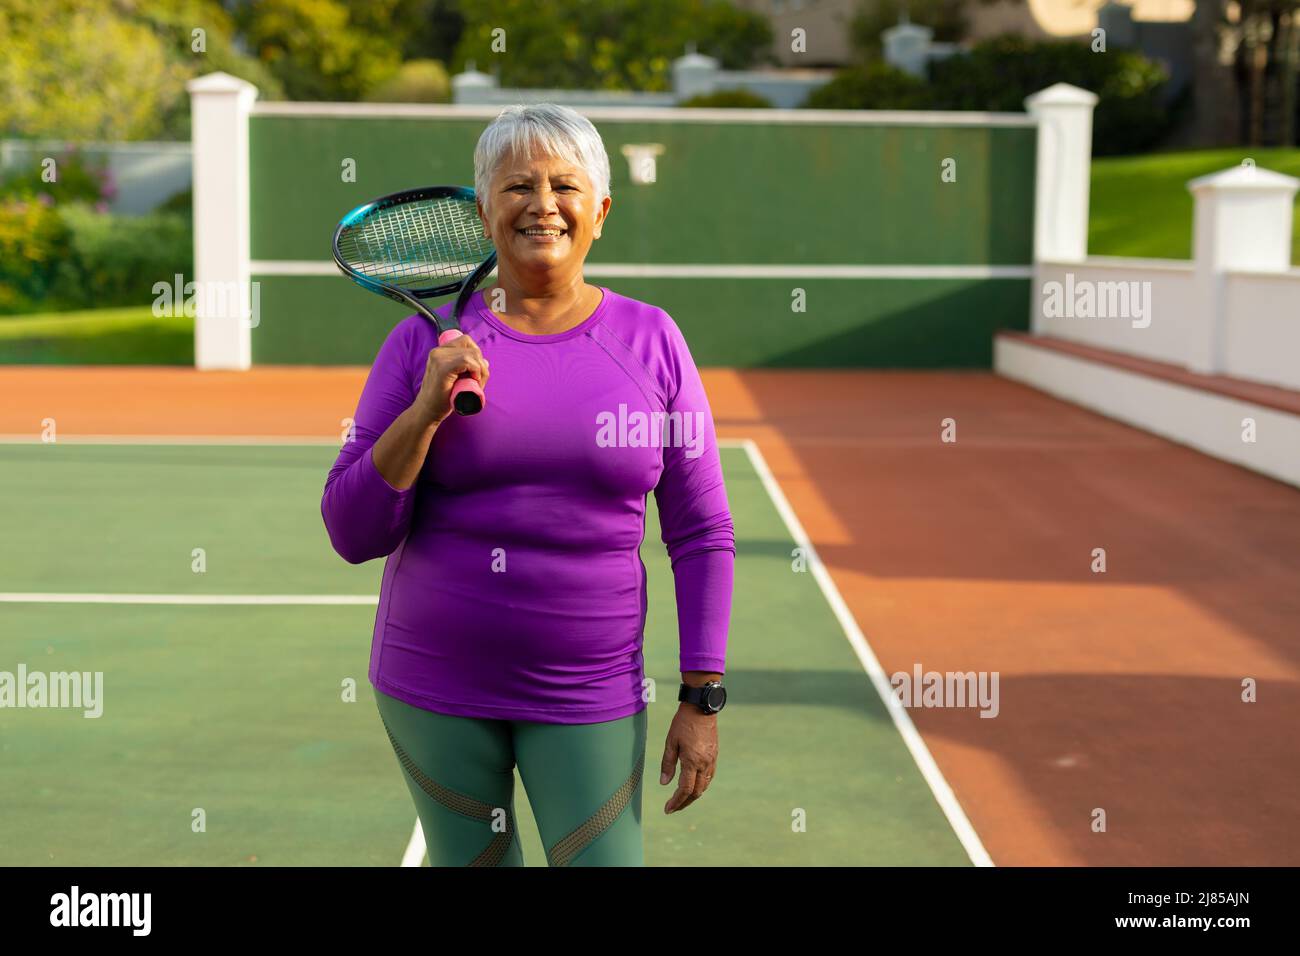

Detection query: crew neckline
(472, 286), (612, 343)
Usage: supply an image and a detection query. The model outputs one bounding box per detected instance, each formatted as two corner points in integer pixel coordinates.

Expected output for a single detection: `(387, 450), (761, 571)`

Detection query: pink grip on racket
(438, 328), (485, 416)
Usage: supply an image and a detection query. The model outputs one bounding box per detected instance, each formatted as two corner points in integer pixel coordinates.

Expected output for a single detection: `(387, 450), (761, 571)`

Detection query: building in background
(731, 0), (858, 66)
(734, 0), (1195, 104)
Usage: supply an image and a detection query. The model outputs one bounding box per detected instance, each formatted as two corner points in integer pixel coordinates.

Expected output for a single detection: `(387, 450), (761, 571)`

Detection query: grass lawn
(0, 306), (192, 364)
(1089, 147), (1300, 264)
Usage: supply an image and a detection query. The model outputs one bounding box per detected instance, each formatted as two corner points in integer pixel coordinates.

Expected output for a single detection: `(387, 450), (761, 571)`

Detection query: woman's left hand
(660, 705), (718, 813)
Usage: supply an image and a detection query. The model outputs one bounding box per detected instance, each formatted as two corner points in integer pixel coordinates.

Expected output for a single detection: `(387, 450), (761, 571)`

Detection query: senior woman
(321, 103), (734, 867)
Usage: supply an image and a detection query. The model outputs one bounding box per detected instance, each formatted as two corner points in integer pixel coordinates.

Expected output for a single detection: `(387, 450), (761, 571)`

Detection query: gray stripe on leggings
(546, 755), (643, 867)
(380, 717), (514, 867)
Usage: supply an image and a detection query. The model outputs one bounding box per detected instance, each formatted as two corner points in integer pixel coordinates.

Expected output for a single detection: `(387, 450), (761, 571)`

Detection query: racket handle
(438, 328), (485, 416)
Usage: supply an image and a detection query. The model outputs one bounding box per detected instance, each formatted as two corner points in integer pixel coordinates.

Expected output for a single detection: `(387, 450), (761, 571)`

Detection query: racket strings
(337, 197), (493, 291)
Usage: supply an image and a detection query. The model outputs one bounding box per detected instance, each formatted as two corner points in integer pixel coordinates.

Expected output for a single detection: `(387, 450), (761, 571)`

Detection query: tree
(451, 0), (772, 91)
(233, 0), (404, 100)
(378, 0), (467, 63)
(131, 0), (288, 138)
(0, 0), (189, 140)
(363, 59), (453, 102)
(1231, 0), (1300, 145)
(1188, 0), (1241, 145)
(927, 35), (1172, 154)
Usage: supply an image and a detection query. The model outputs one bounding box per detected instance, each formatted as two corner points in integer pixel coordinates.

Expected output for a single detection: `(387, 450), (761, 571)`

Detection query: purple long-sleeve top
(321, 286), (735, 724)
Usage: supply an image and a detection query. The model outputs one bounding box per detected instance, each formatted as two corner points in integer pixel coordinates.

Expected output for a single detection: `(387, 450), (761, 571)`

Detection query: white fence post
(1187, 164), (1300, 375)
(671, 50), (720, 102)
(186, 72), (258, 370)
(1024, 83), (1098, 273)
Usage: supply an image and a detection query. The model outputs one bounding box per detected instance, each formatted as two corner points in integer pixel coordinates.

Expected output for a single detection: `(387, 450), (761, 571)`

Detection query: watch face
(706, 685), (727, 710)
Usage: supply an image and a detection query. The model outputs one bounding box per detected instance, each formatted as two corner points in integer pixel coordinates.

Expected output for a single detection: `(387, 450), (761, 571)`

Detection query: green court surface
(0, 442), (970, 866)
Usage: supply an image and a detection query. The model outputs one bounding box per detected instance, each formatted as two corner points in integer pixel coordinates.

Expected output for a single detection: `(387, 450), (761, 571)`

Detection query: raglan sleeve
(651, 315), (736, 674)
(320, 317), (421, 564)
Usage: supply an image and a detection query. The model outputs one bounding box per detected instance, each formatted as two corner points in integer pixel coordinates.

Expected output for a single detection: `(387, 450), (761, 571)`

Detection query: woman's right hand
(414, 334), (490, 424)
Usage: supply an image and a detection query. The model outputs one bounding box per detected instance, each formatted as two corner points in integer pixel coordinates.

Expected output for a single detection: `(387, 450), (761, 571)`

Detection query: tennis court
(2, 363), (1296, 866)
(0, 375), (976, 866)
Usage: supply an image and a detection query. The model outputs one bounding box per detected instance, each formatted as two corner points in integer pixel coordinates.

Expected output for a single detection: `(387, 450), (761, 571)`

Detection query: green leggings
(374, 686), (648, 866)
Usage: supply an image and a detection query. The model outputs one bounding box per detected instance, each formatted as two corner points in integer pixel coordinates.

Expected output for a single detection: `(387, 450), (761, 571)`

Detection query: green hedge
(679, 88), (774, 108)
(928, 35), (1173, 156)
(0, 195), (70, 311)
(0, 201), (193, 314)
(0, 149), (193, 314)
(804, 62), (933, 111)
(805, 35), (1174, 156)
(51, 204), (193, 310)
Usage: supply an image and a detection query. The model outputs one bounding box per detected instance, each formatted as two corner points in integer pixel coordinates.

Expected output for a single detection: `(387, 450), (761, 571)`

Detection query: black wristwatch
(679, 681), (727, 715)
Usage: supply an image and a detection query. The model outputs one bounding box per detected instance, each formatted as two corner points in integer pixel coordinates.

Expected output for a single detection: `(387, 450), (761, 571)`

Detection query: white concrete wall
(1033, 257), (1196, 365)
(1021, 83), (1298, 395)
(1005, 87), (1300, 487)
(996, 335), (1300, 488)
(1032, 230), (1300, 393)
(0, 139), (191, 216)
(1223, 269), (1300, 391)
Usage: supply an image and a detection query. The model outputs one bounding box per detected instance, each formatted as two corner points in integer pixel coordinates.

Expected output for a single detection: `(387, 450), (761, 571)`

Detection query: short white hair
(473, 103), (611, 215)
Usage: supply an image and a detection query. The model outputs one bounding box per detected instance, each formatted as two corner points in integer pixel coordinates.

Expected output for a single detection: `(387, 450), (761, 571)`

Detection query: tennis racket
(332, 185), (496, 416)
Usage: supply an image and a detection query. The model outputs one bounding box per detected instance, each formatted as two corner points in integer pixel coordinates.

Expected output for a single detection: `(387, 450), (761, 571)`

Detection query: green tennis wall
(246, 110), (1036, 366)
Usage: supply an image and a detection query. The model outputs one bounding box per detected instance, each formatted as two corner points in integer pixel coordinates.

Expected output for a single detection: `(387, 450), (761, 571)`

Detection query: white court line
(737, 437), (994, 867)
(0, 433), (989, 864)
(0, 434), (342, 445)
(0, 436), (753, 448)
(400, 818), (426, 868)
(0, 593), (377, 605)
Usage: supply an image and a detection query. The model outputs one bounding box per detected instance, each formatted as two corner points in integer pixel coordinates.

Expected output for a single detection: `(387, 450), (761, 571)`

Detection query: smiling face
(478, 149), (611, 283)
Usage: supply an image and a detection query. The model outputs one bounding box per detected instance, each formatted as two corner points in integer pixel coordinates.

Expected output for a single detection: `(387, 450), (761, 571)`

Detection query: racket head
(331, 185), (496, 306)
(332, 185), (496, 418)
